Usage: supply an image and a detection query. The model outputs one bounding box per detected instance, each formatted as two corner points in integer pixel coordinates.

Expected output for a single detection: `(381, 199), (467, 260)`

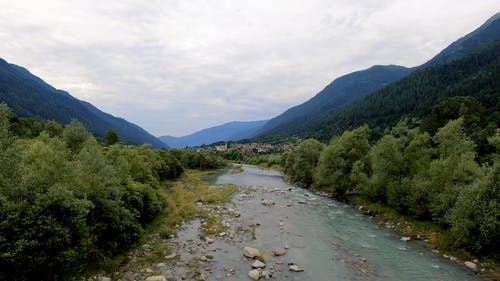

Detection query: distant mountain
(258, 65), (413, 136)
(421, 12), (500, 68)
(0, 59), (167, 148)
(258, 12), (500, 139)
(160, 120), (268, 148)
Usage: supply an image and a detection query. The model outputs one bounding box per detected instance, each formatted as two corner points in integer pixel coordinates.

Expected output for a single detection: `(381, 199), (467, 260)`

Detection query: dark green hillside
(259, 65), (412, 136)
(308, 39), (500, 141)
(0, 59), (166, 148)
(258, 12), (500, 140)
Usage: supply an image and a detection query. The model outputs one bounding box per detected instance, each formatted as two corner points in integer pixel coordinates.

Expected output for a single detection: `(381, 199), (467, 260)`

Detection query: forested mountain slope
(0, 59), (166, 148)
(258, 12), (500, 139)
(308, 39), (500, 141)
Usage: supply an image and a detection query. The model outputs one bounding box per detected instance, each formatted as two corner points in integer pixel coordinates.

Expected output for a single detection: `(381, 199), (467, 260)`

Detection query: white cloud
(0, 0), (498, 136)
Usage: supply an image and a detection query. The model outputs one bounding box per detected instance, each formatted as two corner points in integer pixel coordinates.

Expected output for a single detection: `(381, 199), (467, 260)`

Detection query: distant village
(203, 142), (294, 153)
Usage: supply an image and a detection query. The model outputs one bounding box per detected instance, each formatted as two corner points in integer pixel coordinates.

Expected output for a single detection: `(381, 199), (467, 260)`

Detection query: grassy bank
(88, 169), (238, 280)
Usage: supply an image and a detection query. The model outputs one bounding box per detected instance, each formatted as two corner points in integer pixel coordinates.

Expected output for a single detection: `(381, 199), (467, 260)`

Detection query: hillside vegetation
(282, 95), (499, 257)
(0, 103), (226, 281)
(0, 59), (166, 148)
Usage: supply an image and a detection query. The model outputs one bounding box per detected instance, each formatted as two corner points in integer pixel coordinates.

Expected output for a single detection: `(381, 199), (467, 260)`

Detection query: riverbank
(86, 169), (238, 281)
(88, 165), (493, 280)
(343, 195), (500, 280)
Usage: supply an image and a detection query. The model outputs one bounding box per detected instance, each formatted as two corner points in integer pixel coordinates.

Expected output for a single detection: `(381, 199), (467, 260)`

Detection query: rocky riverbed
(99, 165), (486, 281)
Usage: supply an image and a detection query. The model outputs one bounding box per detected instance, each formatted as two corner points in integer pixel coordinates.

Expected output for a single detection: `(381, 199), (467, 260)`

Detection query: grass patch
(249, 224), (257, 240)
(95, 169), (238, 279)
(231, 165), (244, 174)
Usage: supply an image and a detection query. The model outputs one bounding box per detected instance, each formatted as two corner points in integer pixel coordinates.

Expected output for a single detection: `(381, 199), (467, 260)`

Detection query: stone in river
(248, 269), (260, 280)
(165, 252), (177, 259)
(145, 276), (167, 281)
(400, 236), (411, 242)
(272, 248), (287, 256)
(252, 260), (266, 268)
(464, 261), (477, 272)
(261, 199), (275, 206)
(243, 246), (261, 258)
(289, 265), (304, 272)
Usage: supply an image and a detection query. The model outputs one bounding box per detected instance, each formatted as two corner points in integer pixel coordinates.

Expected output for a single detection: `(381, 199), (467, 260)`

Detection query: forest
(0, 103), (226, 281)
(263, 39), (500, 142)
(282, 95), (499, 257)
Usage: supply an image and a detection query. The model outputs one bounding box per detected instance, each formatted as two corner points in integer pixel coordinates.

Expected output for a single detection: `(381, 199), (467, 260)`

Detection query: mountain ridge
(0, 58), (167, 148)
(257, 12), (500, 139)
(160, 120), (268, 148)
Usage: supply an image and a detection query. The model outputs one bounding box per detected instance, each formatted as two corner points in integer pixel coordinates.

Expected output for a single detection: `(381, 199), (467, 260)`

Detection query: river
(173, 164), (481, 281)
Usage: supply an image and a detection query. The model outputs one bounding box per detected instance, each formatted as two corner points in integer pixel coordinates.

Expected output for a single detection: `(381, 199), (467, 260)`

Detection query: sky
(0, 1), (499, 136)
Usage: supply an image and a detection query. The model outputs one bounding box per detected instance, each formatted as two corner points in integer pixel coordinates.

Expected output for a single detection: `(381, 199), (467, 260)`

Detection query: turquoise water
(203, 165), (482, 281)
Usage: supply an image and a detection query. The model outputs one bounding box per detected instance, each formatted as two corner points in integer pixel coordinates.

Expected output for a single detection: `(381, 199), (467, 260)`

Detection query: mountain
(307, 38), (500, 141)
(160, 120), (268, 148)
(258, 65), (413, 136)
(0, 59), (167, 148)
(258, 12), (500, 139)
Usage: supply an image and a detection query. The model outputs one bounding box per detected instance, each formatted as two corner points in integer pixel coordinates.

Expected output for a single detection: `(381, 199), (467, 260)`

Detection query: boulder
(165, 252), (177, 259)
(145, 276), (167, 281)
(248, 269), (260, 280)
(261, 199), (275, 206)
(272, 248), (287, 256)
(289, 265), (304, 272)
(243, 246), (261, 258)
(465, 261), (478, 272)
(400, 237), (411, 242)
(252, 260), (266, 269)
(261, 270), (271, 279)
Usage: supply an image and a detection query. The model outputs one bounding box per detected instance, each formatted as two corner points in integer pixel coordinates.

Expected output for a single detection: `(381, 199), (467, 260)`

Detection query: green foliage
(63, 119), (91, 154)
(180, 150), (226, 170)
(446, 162), (500, 254)
(315, 126), (370, 196)
(0, 106), (186, 280)
(104, 129), (118, 145)
(285, 139), (323, 186)
(281, 107), (498, 255)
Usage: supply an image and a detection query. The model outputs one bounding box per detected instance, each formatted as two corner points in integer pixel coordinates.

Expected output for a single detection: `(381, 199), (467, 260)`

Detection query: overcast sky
(0, 1), (499, 136)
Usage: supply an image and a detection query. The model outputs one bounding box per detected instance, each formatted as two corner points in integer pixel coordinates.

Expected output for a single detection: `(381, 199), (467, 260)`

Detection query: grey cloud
(0, 0), (499, 136)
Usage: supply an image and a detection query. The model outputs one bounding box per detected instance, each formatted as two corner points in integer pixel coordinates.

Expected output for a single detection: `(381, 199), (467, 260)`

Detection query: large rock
(289, 265), (304, 272)
(272, 248), (287, 256)
(252, 260), (266, 269)
(145, 276), (167, 281)
(243, 246), (261, 258)
(261, 199), (275, 206)
(465, 261), (478, 272)
(248, 269), (260, 280)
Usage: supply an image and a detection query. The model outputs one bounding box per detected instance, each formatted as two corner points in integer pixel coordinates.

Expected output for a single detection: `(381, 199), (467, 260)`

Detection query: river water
(194, 164), (481, 281)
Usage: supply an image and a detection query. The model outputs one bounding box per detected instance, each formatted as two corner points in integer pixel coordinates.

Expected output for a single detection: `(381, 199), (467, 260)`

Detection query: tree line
(0, 103), (226, 280)
(282, 96), (499, 257)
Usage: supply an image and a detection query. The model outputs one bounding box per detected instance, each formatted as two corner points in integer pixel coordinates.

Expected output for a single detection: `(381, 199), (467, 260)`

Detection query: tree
(62, 120), (91, 154)
(315, 125), (370, 196)
(0, 103), (14, 151)
(447, 162), (500, 254)
(104, 129), (118, 145)
(425, 118), (483, 223)
(288, 139), (323, 186)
